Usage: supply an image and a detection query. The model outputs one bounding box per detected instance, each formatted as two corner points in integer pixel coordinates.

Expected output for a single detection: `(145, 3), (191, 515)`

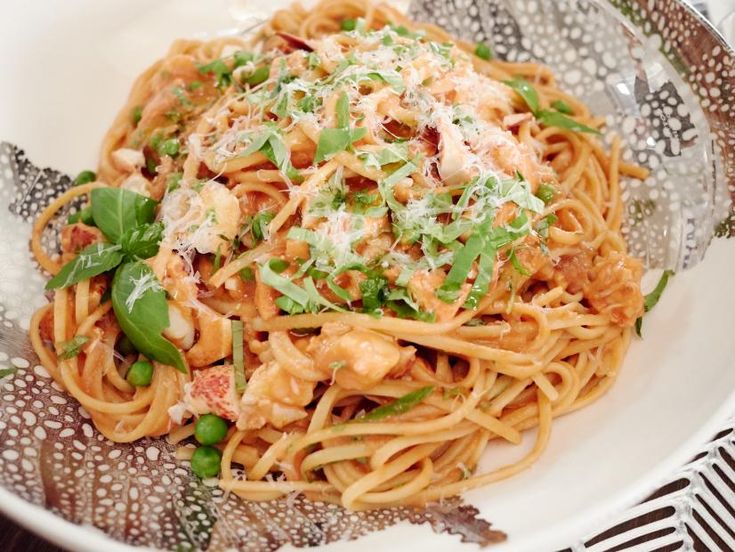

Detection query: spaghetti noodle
(29, 0), (647, 511)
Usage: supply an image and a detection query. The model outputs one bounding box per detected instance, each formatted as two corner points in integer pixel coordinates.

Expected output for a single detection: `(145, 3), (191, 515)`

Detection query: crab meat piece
(111, 148), (145, 172)
(119, 173), (152, 197)
(436, 117), (472, 186)
(180, 364), (241, 422)
(307, 323), (413, 390)
(159, 181), (241, 255)
(237, 361), (314, 430)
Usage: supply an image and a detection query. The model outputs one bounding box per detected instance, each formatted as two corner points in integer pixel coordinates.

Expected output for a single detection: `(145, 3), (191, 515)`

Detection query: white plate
(0, 1), (733, 550)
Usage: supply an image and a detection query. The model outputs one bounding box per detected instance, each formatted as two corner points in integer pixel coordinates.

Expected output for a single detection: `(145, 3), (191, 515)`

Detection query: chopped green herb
(314, 92), (366, 163)
(474, 42), (493, 60)
(536, 110), (601, 134)
(58, 335), (90, 360)
(503, 78), (540, 113)
(260, 261), (310, 309)
(551, 99), (574, 115)
(635, 270), (674, 337)
(536, 184), (555, 204)
(359, 276), (388, 313)
(356, 386), (434, 422)
(239, 266), (255, 282)
(131, 106), (143, 125)
(508, 248), (530, 276)
(212, 247), (222, 273)
(231, 320), (246, 393)
(251, 211), (275, 242)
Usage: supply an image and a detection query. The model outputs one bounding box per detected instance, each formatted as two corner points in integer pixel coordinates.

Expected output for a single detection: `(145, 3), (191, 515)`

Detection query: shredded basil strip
(57, 335), (90, 360)
(231, 320), (246, 392)
(356, 386), (435, 422)
(314, 91), (367, 163)
(536, 110), (601, 135)
(503, 78), (540, 113)
(437, 233), (484, 303)
(635, 270), (674, 337)
(259, 261), (310, 308)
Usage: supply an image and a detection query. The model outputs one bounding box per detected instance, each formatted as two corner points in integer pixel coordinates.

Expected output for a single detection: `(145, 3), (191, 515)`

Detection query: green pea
(158, 139), (180, 157)
(535, 184), (556, 204)
(340, 18), (357, 31)
(245, 66), (270, 86)
(194, 414), (229, 446)
(190, 446), (222, 478)
(474, 42), (493, 61)
(74, 170), (96, 186)
(117, 334), (137, 356)
(126, 360), (154, 387)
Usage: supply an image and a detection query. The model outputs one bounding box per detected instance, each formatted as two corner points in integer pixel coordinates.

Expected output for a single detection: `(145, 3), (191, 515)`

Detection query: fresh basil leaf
(356, 386), (434, 422)
(46, 243), (124, 290)
(91, 188), (157, 244)
(536, 110), (601, 134)
(251, 211), (275, 242)
(111, 261), (186, 372)
(503, 78), (540, 113)
(120, 222), (164, 260)
(58, 335), (90, 360)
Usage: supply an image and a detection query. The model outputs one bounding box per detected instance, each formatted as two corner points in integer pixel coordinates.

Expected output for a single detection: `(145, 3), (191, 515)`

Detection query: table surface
(3, 1), (733, 551)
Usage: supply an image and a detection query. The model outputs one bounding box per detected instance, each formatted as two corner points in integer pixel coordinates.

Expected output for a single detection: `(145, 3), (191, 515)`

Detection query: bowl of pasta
(0, 0), (733, 550)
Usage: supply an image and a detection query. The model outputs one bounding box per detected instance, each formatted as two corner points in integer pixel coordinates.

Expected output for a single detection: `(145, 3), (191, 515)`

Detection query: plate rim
(1, 0), (734, 549)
